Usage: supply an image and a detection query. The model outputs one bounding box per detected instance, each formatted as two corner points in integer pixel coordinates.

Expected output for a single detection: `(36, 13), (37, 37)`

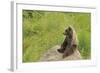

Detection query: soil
(39, 45), (82, 62)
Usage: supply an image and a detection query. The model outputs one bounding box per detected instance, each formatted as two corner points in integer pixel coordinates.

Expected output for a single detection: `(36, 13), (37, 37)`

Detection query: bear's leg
(57, 41), (68, 53)
(63, 47), (74, 58)
(62, 45), (77, 58)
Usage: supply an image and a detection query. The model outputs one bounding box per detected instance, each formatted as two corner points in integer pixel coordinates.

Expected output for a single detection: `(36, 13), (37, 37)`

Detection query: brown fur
(57, 26), (78, 58)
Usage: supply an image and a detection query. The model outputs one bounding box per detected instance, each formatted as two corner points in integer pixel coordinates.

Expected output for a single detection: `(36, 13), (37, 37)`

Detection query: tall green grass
(23, 10), (91, 62)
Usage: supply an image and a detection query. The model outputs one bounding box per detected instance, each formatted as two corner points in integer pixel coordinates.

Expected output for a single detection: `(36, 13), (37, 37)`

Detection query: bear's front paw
(57, 49), (64, 53)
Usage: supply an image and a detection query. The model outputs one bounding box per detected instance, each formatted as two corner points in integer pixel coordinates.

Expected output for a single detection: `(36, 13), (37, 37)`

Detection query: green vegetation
(23, 10), (91, 62)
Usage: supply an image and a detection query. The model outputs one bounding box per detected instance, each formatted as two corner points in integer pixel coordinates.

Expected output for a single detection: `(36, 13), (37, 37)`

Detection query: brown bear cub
(57, 26), (78, 58)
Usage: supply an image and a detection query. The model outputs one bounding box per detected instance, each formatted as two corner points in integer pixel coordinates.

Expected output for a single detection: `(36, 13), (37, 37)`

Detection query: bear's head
(63, 26), (73, 39)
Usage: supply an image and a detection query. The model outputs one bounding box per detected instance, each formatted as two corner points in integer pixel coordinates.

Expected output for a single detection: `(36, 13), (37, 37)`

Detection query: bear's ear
(68, 26), (72, 31)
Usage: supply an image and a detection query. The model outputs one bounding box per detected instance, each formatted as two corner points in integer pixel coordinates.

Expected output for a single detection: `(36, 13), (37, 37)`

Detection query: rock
(39, 45), (82, 62)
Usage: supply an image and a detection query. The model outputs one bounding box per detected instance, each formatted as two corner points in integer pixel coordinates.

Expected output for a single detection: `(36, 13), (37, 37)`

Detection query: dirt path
(39, 45), (82, 62)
